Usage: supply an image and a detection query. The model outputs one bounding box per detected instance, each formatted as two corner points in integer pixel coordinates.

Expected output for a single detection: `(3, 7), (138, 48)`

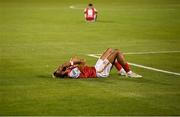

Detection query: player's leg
(114, 60), (126, 76)
(99, 48), (114, 60)
(84, 14), (87, 21)
(94, 14), (97, 21)
(94, 48), (114, 77)
(95, 48), (142, 78)
(106, 49), (130, 72)
(107, 49), (142, 78)
(95, 49), (126, 77)
(95, 48), (126, 75)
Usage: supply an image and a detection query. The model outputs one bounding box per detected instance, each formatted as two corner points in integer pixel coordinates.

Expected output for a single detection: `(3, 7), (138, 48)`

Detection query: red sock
(123, 62), (130, 72)
(114, 61), (122, 71)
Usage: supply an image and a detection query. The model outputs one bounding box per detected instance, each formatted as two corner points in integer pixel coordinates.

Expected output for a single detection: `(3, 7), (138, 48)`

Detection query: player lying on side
(84, 3), (98, 22)
(53, 48), (142, 78)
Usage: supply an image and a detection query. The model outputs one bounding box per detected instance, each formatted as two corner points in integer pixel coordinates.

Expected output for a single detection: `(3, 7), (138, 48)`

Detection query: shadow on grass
(122, 78), (171, 86)
(36, 74), (170, 85)
(78, 20), (118, 24)
(97, 20), (118, 24)
(37, 74), (52, 79)
(36, 74), (112, 83)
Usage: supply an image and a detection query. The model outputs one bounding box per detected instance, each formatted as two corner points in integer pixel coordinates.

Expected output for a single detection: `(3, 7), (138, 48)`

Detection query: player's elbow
(107, 48), (113, 52)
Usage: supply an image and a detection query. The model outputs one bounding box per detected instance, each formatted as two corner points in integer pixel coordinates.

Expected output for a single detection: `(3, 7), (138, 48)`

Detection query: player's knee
(114, 49), (122, 55)
(107, 48), (113, 52)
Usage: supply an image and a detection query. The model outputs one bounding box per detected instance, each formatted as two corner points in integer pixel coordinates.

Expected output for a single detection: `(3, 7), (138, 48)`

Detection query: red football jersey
(67, 65), (97, 78)
(79, 66), (97, 78)
(84, 8), (97, 21)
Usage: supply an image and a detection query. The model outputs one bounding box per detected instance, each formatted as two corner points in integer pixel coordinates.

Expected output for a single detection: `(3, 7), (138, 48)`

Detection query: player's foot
(118, 68), (127, 76)
(127, 71), (142, 78)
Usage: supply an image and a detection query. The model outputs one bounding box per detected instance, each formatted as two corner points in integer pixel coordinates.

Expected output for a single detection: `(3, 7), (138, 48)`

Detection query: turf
(0, 0), (180, 116)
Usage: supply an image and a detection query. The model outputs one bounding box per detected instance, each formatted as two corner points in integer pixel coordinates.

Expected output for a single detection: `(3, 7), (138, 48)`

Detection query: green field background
(0, 0), (180, 115)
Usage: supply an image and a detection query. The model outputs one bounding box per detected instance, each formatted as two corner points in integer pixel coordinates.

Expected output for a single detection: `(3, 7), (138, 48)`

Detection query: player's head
(53, 70), (66, 78)
(88, 3), (93, 7)
(53, 65), (67, 78)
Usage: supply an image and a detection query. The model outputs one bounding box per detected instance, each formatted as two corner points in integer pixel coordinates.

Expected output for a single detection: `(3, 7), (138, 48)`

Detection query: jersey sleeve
(68, 67), (81, 78)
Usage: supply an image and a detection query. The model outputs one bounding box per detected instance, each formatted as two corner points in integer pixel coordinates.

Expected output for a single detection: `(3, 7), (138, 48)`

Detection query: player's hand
(70, 56), (86, 65)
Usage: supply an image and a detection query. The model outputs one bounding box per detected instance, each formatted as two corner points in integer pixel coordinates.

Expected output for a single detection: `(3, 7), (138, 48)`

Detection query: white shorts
(95, 59), (112, 78)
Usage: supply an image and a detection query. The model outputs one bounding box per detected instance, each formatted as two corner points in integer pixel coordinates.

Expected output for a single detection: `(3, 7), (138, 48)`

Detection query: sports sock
(123, 62), (131, 73)
(127, 70), (132, 75)
(114, 61), (122, 71)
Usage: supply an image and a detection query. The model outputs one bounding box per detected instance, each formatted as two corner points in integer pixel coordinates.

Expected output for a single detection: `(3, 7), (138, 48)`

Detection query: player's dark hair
(53, 71), (66, 78)
(88, 3), (93, 6)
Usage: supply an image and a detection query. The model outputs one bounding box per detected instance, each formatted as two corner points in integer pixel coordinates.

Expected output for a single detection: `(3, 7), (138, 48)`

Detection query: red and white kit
(67, 59), (112, 78)
(84, 7), (97, 21)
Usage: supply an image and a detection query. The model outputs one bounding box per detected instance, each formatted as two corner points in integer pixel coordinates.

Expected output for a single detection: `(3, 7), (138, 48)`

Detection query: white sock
(118, 68), (126, 75)
(127, 71), (132, 75)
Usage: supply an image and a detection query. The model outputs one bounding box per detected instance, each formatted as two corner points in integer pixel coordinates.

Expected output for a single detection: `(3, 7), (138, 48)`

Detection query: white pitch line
(69, 5), (176, 11)
(87, 54), (100, 58)
(69, 5), (84, 10)
(129, 63), (180, 76)
(87, 54), (180, 76)
(89, 50), (180, 56)
(125, 50), (180, 55)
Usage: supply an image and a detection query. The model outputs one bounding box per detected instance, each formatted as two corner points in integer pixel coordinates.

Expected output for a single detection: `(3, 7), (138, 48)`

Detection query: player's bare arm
(56, 62), (68, 72)
(70, 56), (86, 66)
(53, 48), (142, 78)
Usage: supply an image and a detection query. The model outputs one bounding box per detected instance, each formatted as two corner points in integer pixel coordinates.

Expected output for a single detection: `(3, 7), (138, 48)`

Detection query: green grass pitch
(0, 0), (180, 116)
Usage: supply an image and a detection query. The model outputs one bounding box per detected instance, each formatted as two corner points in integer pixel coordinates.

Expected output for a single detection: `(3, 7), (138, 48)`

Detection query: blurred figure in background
(84, 3), (98, 22)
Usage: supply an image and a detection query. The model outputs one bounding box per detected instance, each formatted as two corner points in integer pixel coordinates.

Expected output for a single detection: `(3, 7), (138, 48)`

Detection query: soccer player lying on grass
(84, 3), (98, 22)
(53, 48), (142, 78)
